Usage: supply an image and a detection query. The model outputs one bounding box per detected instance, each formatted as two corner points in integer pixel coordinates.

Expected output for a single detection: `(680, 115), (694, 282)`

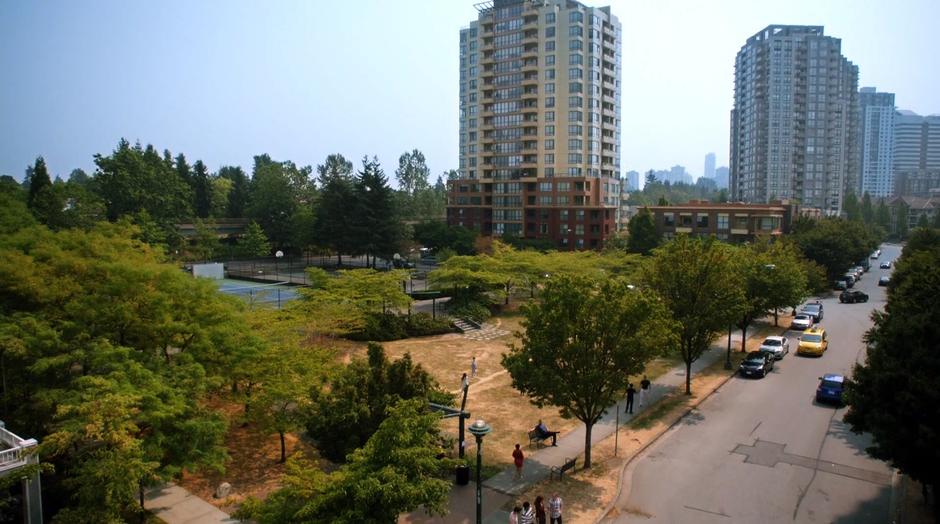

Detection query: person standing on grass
(534, 495), (547, 524)
(549, 493), (563, 524)
(625, 383), (636, 414)
(471, 356), (478, 378)
(640, 375), (651, 407)
(512, 444), (525, 479)
(520, 501), (535, 524)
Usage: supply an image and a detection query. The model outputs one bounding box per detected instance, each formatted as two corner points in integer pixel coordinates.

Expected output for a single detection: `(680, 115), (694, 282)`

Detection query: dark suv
(801, 302), (824, 322)
(839, 290), (869, 303)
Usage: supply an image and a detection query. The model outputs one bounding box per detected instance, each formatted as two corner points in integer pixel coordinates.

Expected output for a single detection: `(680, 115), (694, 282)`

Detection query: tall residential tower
(893, 110), (940, 196)
(858, 87), (896, 198)
(448, 0), (622, 249)
(729, 25), (859, 214)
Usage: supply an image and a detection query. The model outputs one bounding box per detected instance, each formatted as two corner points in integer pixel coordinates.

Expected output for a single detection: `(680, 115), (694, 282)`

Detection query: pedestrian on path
(534, 495), (547, 524)
(471, 356), (478, 378)
(549, 493), (563, 524)
(512, 444), (525, 480)
(639, 375), (651, 407)
(520, 501), (535, 524)
(509, 506), (521, 524)
(625, 383), (636, 414)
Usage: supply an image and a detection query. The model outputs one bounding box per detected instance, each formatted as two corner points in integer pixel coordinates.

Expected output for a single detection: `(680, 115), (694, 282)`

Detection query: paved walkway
(145, 484), (238, 524)
(402, 324), (772, 523)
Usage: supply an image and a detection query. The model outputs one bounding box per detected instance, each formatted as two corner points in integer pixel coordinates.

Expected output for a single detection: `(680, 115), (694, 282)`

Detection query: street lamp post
(467, 419), (492, 524)
(275, 250), (284, 281)
(724, 324), (733, 370)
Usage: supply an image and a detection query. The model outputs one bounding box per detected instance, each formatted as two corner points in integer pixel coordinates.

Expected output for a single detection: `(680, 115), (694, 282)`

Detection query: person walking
(512, 444), (525, 480)
(548, 493), (563, 524)
(470, 356), (478, 378)
(509, 506), (521, 524)
(625, 383), (636, 414)
(520, 501), (535, 524)
(534, 495), (547, 524)
(639, 375), (651, 407)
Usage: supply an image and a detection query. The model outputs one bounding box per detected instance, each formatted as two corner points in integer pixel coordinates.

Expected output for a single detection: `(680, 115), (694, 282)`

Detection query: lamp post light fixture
(725, 324), (733, 370)
(467, 419), (492, 524)
(274, 250), (284, 280)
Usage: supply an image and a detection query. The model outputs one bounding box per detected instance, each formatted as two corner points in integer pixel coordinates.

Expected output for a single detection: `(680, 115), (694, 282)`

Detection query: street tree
(626, 207), (660, 255)
(844, 238), (940, 511)
(792, 218), (878, 279)
(734, 239), (808, 349)
(243, 398), (452, 524)
(643, 235), (745, 394)
(503, 275), (675, 468)
(395, 149), (431, 196)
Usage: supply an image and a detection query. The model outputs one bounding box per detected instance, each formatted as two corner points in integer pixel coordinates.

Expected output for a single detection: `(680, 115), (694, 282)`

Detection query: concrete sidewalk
(145, 484), (238, 524)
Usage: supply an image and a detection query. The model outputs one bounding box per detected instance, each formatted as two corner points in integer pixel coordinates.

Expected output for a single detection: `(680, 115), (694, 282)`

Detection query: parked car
(879, 276), (890, 286)
(759, 336), (790, 359)
(739, 350), (775, 378)
(880, 261), (892, 269)
(790, 314), (813, 331)
(798, 327), (829, 357)
(841, 274), (856, 288)
(800, 302), (824, 322)
(816, 374), (845, 405)
(839, 290), (869, 303)
(832, 279), (847, 290)
(858, 259), (871, 272)
(870, 249), (881, 259)
(852, 266), (865, 279)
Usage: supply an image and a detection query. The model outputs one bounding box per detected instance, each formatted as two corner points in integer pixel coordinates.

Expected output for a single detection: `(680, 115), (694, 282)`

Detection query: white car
(759, 336), (790, 360)
(791, 314), (813, 331)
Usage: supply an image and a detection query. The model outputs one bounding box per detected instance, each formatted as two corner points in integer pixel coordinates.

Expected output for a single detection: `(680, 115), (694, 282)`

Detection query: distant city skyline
(2, 0), (938, 185)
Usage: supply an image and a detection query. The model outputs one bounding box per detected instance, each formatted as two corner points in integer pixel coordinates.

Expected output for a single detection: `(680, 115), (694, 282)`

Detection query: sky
(2, 0), (938, 185)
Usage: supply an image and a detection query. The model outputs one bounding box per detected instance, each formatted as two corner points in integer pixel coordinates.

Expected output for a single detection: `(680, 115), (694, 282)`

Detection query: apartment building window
(568, 67), (582, 79)
(544, 154), (554, 163)
(557, 182), (570, 191)
(569, 82), (583, 93)
(544, 167), (555, 177)
(568, 139), (582, 149)
(568, 111), (582, 121)
(546, 41), (555, 51)
(557, 196), (569, 205)
(560, 209), (569, 221)
(568, 125), (583, 135)
(546, 55), (555, 65)
(568, 153), (583, 163)
(567, 167), (582, 175)
(546, 27), (555, 38)
(575, 224), (585, 235)
(696, 214), (709, 228)
(539, 182), (552, 191)
(569, 54), (583, 65)
(545, 97), (555, 108)
(576, 209), (585, 221)
(569, 11), (583, 23)
(546, 12), (556, 23)
(569, 26), (583, 37)
(544, 139), (555, 149)
(663, 213), (675, 227)
(545, 125), (555, 135)
(545, 69), (555, 80)
(540, 196), (553, 205)
(540, 223), (549, 234)
(560, 224), (569, 235)
(717, 214), (729, 230)
(734, 215), (749, 229)
(569, 40), (583, 51)
(568, 96), (582, 107)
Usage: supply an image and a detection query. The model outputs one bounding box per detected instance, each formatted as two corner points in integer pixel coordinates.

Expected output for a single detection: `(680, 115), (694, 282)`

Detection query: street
(604, 244), (899, 523)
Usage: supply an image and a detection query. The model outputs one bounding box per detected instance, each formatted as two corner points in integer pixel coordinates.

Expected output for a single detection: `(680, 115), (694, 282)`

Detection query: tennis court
(217, 278), (301, 308)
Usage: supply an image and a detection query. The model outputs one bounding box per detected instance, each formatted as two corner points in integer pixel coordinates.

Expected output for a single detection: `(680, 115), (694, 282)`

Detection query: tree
(209, 175), (233, 218)
(842, 191), (861, 221)
(645, 170), (657, 185)
(192, 160), (213, 218)
(353, 156), (402, 267)
(734, 239), (808, 348)
(916, 213), (929, 228)
(316, 153), (354, 185)
(243, 398), (452, 523)
(315, 172), (357, 265)
(395, 149), (431, 197)
(876, 198), (891, 231)
(792, 218), (878, 279)
(844, 240), (940, 512)
(643, 236), (745, 394)
(626, 207), (660, 255)
(0, 191), (37, 235)
(503, 276), (675, 468)
(412, 221), (477, 256)
(238, 221), (271, 257)
(26, 156), (53, 209)
(896, 202), (910, 239)
(218, 165), (249, 218)
(305, 343), (449, 462)
(247, 155), (298, 250)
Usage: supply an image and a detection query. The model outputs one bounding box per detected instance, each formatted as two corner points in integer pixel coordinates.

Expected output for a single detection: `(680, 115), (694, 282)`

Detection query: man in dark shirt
(535, 420), (558, 446)
(625, 383), (636, 414)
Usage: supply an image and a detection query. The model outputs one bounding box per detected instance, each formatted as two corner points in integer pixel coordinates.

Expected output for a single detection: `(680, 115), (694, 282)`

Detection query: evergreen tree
(896, 203), (910, 239)
(353, 156), (402, 266)
(25, 157), (61, 226)
(238, 221), (272, 257)
(315, 170), (357, 265)
(247, 155), (298, 250)
(842, 191), (861, 221)
(876, 198), (891, 231)
(218, 166), (249, 218)
(192, 160), (212, 218)
(26, 156), (52, 209)
(626, 207), (660, 255)
(316, 153), (354, 185)
(861, 192), (874, 224)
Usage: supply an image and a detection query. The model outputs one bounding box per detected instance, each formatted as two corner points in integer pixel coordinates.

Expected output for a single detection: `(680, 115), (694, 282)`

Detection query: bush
(406, 313), (455, 337)
(346, 312), (456, 341)
(446, 300), (493, 322)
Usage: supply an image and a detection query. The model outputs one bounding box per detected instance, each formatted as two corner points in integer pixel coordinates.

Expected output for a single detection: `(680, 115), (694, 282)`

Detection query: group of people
(624, 375), (651, 414)
(508, 494), (564, 524)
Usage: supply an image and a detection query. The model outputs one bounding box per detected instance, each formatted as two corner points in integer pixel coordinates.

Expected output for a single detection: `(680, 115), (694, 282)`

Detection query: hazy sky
(2, 0), (938, 184)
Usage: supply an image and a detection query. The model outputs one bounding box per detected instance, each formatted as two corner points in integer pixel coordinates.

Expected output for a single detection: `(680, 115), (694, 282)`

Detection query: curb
(596, 323), (788, 523)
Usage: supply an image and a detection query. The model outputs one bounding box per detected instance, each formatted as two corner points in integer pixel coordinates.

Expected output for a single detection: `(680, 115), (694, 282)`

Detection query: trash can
(456, 464), (470, 485)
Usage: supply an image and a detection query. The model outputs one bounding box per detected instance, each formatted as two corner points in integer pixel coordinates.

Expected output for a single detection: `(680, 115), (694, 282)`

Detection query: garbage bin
(456, 464), (470, 485)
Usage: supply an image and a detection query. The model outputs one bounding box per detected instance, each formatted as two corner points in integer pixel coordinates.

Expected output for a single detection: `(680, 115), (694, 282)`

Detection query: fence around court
(222, 254), (438, 291)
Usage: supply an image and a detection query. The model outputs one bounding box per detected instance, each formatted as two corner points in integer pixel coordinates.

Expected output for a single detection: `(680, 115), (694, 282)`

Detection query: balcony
(0, 421), (41, 523)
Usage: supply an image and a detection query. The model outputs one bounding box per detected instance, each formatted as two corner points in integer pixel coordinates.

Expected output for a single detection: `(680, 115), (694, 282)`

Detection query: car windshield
(802, 334), (822, 343)
(762, 339), (781, 346)
(795, 315), (810, 321)
(745, 355), (765, 363)
(821, 380), (842, 389)
(803, 305), (820, 312)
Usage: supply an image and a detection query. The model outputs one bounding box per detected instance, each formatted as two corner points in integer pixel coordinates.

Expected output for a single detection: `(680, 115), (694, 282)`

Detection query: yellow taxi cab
(797, 326), (828, 357)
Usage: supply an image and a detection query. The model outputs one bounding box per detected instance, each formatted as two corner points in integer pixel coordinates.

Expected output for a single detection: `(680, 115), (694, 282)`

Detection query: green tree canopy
(626, 207), (660, 255)
(844, 235), (940, 502)
(502, 275), (676, 467)
(643, 235), (745, 394)
(792, 217), (879, 279)
(842, 191), (861, 221)
(238, 220), (272, 257)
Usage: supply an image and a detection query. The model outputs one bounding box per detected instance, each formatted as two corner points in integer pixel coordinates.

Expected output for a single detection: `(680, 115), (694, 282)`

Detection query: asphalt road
(605, 244), (900, 524)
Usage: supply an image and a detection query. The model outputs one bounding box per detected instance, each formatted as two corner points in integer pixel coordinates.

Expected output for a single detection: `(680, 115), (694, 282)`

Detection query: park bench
(527, 429), (547, 448)
(550, 457), (577, 481)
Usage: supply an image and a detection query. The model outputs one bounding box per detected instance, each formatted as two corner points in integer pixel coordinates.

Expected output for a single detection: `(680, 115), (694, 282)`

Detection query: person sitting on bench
(534, 420), (558, 446)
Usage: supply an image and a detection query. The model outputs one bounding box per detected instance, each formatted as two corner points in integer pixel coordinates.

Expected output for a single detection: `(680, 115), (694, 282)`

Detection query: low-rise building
(643, 200), (810, 241)
(887, 195), (939, 232)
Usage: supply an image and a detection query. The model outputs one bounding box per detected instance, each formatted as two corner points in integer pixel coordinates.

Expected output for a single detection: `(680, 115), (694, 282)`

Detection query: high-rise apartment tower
(704, 152), (716, 180)
(448, 0), (622, 250)
(730, 25), (859, 214)
(893, 110), (940, 196)
(858, 87), (896, 198)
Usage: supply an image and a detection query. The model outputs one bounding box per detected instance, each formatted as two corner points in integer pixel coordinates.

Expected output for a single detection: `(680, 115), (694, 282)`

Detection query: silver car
(791, 314), (813, 331)
(759, 336), (790, 359)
